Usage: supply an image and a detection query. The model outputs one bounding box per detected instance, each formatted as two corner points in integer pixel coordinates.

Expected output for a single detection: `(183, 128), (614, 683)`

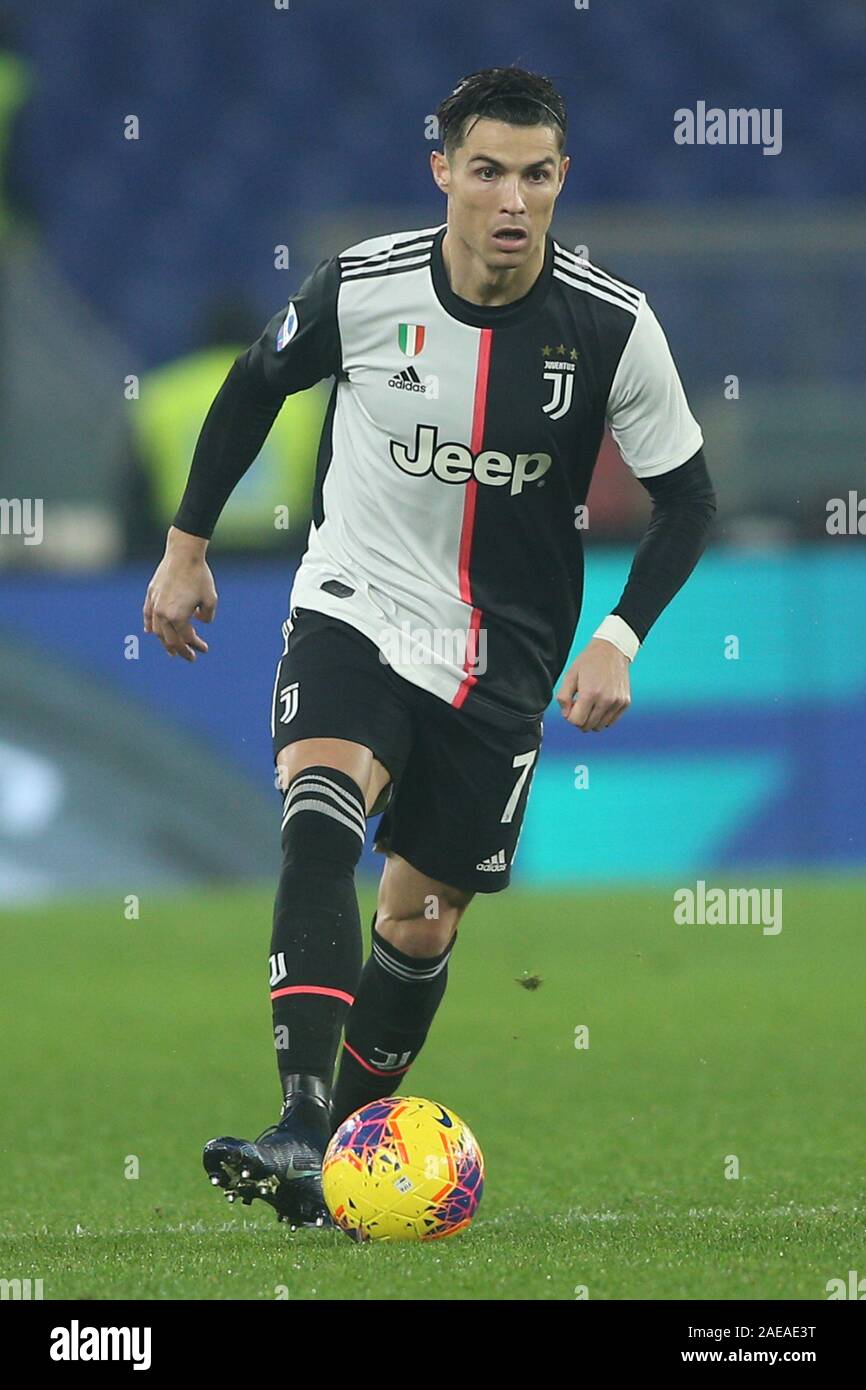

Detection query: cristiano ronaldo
(143, 66), (716, 1228)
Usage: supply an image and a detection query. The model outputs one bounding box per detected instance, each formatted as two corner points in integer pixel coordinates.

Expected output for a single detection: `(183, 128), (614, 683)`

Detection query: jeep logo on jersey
(390, 424), (552, 496)
(276, 302), (298, 351)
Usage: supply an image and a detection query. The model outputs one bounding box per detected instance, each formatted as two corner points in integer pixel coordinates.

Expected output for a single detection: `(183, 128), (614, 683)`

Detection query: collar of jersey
(429, 224), (554, 328)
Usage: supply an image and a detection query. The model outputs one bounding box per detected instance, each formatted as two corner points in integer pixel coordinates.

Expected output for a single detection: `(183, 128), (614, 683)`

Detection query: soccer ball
(322, 1095), (484, 1242)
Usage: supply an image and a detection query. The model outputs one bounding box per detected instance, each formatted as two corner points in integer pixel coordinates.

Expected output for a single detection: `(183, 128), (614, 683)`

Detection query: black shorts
(270, 606), (543, 894)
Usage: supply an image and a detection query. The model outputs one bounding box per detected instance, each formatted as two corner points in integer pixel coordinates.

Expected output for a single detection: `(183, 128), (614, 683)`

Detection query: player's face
(432, 117), (568, 269)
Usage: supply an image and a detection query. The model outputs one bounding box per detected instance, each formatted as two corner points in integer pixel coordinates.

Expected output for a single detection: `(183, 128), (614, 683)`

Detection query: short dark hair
(436, 66), (567, 159)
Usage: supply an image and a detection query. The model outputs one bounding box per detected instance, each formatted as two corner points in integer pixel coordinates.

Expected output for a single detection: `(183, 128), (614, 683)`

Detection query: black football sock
(269, 766), (366, 1112)
(330, 915), (458, 1129)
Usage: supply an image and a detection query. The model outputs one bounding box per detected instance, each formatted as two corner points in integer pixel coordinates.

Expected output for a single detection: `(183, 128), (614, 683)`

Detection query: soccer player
(143, 67), (716, 1227)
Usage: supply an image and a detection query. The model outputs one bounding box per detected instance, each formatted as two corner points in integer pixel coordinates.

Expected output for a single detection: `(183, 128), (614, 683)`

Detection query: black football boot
(203, 1074), (334, 1228)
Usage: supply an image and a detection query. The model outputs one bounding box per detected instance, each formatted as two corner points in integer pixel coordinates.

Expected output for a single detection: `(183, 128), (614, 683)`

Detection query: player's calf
(330, 858), (473, 1130)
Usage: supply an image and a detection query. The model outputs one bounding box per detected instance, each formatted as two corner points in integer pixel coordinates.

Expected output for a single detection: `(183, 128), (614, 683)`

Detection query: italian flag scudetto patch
(397, 323), (426, 356)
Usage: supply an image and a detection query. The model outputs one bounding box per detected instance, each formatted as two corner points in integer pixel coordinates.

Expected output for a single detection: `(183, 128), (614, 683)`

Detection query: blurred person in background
(129, 296), (327, 558)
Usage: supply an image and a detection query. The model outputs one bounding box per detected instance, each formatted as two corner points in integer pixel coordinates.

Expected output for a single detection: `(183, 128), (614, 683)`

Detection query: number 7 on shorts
(500, 749), (538, 824)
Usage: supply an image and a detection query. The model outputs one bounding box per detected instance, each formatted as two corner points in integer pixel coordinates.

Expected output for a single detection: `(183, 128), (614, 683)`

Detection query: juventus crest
(278, 681), (299, 724)
(542, 362), (576, 421)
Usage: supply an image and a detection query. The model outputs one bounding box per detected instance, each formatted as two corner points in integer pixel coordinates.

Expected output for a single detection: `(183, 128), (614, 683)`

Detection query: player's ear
(430, 149), (450, 193)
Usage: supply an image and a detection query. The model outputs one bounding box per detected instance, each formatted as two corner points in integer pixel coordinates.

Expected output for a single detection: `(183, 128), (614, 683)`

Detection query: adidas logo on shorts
(476, 849), (508, 872)
(388, 365), (427, 392)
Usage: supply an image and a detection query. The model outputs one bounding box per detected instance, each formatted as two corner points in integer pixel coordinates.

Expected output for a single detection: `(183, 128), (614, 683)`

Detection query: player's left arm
(557, 296), (717, 731)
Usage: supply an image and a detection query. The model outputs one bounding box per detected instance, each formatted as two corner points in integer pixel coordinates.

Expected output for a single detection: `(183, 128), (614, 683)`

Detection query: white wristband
(592, 615), (640, 662)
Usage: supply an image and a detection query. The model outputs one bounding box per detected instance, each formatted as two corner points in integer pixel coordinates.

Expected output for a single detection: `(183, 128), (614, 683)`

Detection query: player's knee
(280, 764), (366, 873)
(374, 899), (467, 957)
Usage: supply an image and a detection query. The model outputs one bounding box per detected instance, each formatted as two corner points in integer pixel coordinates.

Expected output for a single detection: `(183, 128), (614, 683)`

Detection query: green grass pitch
(1, 876), (863, 1300)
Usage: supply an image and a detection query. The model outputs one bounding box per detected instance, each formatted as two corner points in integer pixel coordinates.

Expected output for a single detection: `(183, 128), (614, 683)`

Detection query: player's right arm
(142, 255), (342, 660)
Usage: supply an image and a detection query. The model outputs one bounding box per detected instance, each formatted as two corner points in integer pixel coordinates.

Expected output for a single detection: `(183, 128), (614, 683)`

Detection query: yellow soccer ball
(322, 1095), (485, 1242)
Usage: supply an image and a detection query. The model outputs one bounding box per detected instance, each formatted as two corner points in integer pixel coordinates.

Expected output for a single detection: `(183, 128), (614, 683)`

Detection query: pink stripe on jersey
(453, 328), (492, 710)
(270, 984), (355, 1005)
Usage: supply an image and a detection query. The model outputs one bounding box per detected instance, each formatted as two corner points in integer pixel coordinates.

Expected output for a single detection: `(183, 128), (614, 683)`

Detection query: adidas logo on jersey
(390, 423), (552, 496)
(476, 849), (508, 872)
(388, 365), (427, 393)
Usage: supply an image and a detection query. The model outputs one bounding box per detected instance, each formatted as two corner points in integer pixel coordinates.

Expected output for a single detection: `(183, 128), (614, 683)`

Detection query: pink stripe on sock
(270, 985), (355, 1005)
(342, 1038), (413, 1076)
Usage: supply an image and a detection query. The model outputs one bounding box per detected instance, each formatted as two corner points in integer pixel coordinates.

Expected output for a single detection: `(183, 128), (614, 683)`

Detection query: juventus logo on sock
(370, 1046), (413, 1071)
(269, 952), (288, 987)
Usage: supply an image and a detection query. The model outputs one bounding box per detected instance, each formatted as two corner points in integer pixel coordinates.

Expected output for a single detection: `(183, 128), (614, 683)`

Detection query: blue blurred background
(0, 0), (864, 901)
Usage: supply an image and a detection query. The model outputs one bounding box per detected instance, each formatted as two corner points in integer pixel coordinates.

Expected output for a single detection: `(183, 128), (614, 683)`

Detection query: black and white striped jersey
(256, 222), (703, 728)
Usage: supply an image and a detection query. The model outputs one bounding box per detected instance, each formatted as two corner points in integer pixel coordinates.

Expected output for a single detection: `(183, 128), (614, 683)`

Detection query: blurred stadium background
(0, 0), (864, 902)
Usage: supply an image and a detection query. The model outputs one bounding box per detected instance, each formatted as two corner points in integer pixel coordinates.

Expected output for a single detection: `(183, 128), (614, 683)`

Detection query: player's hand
(143, 527), (218, 662)
(555, 638), (631, 732)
